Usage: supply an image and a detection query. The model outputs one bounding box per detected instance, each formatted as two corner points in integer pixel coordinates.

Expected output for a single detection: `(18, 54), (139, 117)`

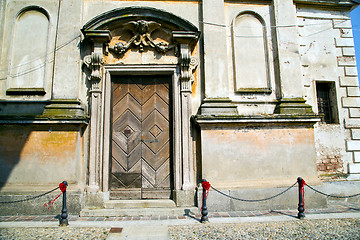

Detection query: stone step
(80, 207), (199, 217)
(104, 199), (176, 209)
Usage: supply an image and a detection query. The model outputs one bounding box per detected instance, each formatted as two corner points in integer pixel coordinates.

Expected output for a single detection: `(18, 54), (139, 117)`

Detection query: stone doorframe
(81, 7), (200, 206)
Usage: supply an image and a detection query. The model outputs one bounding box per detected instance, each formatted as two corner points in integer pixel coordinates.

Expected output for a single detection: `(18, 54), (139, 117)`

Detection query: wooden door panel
(142, 95), (169, 120)
(142, 142), (170, 170)
(110, 75), (172, 200)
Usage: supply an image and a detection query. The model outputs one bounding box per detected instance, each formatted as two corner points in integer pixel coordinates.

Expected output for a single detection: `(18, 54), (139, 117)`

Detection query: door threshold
(80, 206), (199, 217)
(105, 199), (176, 209)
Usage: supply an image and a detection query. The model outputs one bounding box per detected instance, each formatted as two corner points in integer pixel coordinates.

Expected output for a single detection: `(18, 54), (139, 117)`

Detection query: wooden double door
(110, 75), (173, 199)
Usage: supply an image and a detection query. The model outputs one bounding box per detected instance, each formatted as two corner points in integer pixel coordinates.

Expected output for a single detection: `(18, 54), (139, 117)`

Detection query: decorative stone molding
(108, 20), (175, 55)
(172, 31), (200, 92)
(83, 52), (103, 82)
(82, 30), (111, 84)
(81, 30), (111, 193)
(81, 7), (201, 202)
(189, 56), (199, 84)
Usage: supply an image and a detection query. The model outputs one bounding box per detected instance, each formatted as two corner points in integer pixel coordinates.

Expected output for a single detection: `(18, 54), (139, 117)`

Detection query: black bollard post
(60, 181), (68, 226)
(297, 177), (305, 219)
(200, 179), (209, 223)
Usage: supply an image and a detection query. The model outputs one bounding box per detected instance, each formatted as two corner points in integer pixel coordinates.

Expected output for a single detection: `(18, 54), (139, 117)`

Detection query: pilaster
(82, 30), (111, 192)
(200, 0), (238, 115)
(273, 0), (314, 114)
(172, 31), (198, 191)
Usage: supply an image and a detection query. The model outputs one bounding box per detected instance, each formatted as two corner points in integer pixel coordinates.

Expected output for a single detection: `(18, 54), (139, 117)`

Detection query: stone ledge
(193, 114), (320, 127)
(0, 99), (88, 124)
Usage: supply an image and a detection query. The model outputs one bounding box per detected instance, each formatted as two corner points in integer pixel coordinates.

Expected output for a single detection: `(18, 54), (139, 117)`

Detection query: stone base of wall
(0, 191), (82, 216)
(197, 185), (326, 212)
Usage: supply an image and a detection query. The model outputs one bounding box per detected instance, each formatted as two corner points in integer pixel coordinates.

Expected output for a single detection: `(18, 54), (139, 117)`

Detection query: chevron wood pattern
(110, 75), (172, 199)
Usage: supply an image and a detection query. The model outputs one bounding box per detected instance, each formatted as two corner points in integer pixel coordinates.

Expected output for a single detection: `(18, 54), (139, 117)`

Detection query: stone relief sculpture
(108, 20), (175, 55)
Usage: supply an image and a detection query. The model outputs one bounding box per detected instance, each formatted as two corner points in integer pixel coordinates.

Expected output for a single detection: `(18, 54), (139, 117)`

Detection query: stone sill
(235, 88), (272, 94)
(0, 99), (88, 124)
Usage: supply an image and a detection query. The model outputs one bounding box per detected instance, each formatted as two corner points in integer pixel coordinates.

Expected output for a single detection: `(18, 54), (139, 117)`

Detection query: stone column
(200, 0), (238, 115)
(273, 0), (313, 114)
(83, 30), (111, 192)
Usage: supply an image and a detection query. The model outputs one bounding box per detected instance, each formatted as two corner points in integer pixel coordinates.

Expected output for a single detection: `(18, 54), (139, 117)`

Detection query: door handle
(142, 139), (159, 143)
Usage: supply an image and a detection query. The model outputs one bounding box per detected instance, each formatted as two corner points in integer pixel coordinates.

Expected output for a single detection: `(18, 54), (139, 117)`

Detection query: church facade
(0, 0), (359, 215)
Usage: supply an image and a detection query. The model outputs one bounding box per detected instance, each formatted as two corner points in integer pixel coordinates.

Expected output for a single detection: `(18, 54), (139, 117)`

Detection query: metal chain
(0, 187), (59, 204)
(305, 184), (360, 199)
(210, 182), (297, 202)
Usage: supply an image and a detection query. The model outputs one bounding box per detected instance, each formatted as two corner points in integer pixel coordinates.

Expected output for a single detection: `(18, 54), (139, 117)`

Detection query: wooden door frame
(100, 64), (192, 203)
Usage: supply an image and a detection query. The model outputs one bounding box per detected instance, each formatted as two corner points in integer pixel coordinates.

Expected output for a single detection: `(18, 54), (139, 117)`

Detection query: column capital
(82, 30), (112, 43)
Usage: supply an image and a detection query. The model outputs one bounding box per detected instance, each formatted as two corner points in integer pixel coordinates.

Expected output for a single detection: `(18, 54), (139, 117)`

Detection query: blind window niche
(232, 12), (270, 93)
(7, 8), (50, 95)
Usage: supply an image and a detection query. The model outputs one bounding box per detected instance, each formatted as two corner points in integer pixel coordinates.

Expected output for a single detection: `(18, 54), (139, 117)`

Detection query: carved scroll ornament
(108, 20), (174, 55)
(83, 52), (103, 81)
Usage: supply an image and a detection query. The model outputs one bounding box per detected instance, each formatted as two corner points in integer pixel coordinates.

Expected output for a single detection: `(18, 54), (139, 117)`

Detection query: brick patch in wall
(317, 155), (346, 179)
(317, 155), (344, 173)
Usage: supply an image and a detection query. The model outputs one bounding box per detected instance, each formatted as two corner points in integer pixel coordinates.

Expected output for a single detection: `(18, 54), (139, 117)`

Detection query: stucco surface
(201, 126), (318, 188)
(0, 125), (82, 187)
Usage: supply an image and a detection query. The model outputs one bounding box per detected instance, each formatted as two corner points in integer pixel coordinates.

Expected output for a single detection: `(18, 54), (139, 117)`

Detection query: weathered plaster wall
(52, 0), (83, 100)
(201, 125), (319, 189)
(0, 125), (84, 189)
(297, 7), (360, 179)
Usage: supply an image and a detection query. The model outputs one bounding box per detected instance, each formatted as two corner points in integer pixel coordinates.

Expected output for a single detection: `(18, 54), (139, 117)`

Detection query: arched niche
(232, 11), (271, 93)
(8, 7), (50, 95)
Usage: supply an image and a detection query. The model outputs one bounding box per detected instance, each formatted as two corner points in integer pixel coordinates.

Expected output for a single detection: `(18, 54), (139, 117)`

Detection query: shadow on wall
(0, 124), (82, 191)
(0, 125), (30, 190)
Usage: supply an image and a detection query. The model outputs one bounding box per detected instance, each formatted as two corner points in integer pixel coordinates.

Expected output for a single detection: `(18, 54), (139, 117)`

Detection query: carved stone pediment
(108, 20), (175, 56)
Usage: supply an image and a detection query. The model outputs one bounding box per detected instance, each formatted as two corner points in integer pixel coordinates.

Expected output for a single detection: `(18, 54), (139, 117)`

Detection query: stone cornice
(192, 114), (320, 127)
(294, 0), (359, 9)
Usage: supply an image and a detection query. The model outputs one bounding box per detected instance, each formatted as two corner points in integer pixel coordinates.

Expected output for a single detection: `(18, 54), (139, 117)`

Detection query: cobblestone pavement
(169, 218), (360, 239)
(0, 227), (110, 240)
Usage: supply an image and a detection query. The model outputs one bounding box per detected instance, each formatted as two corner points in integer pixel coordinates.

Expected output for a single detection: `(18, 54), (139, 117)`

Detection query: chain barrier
(305, 183), (360, 199)
(0, 186), (59, 204)
(210, 182), (297, 202)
